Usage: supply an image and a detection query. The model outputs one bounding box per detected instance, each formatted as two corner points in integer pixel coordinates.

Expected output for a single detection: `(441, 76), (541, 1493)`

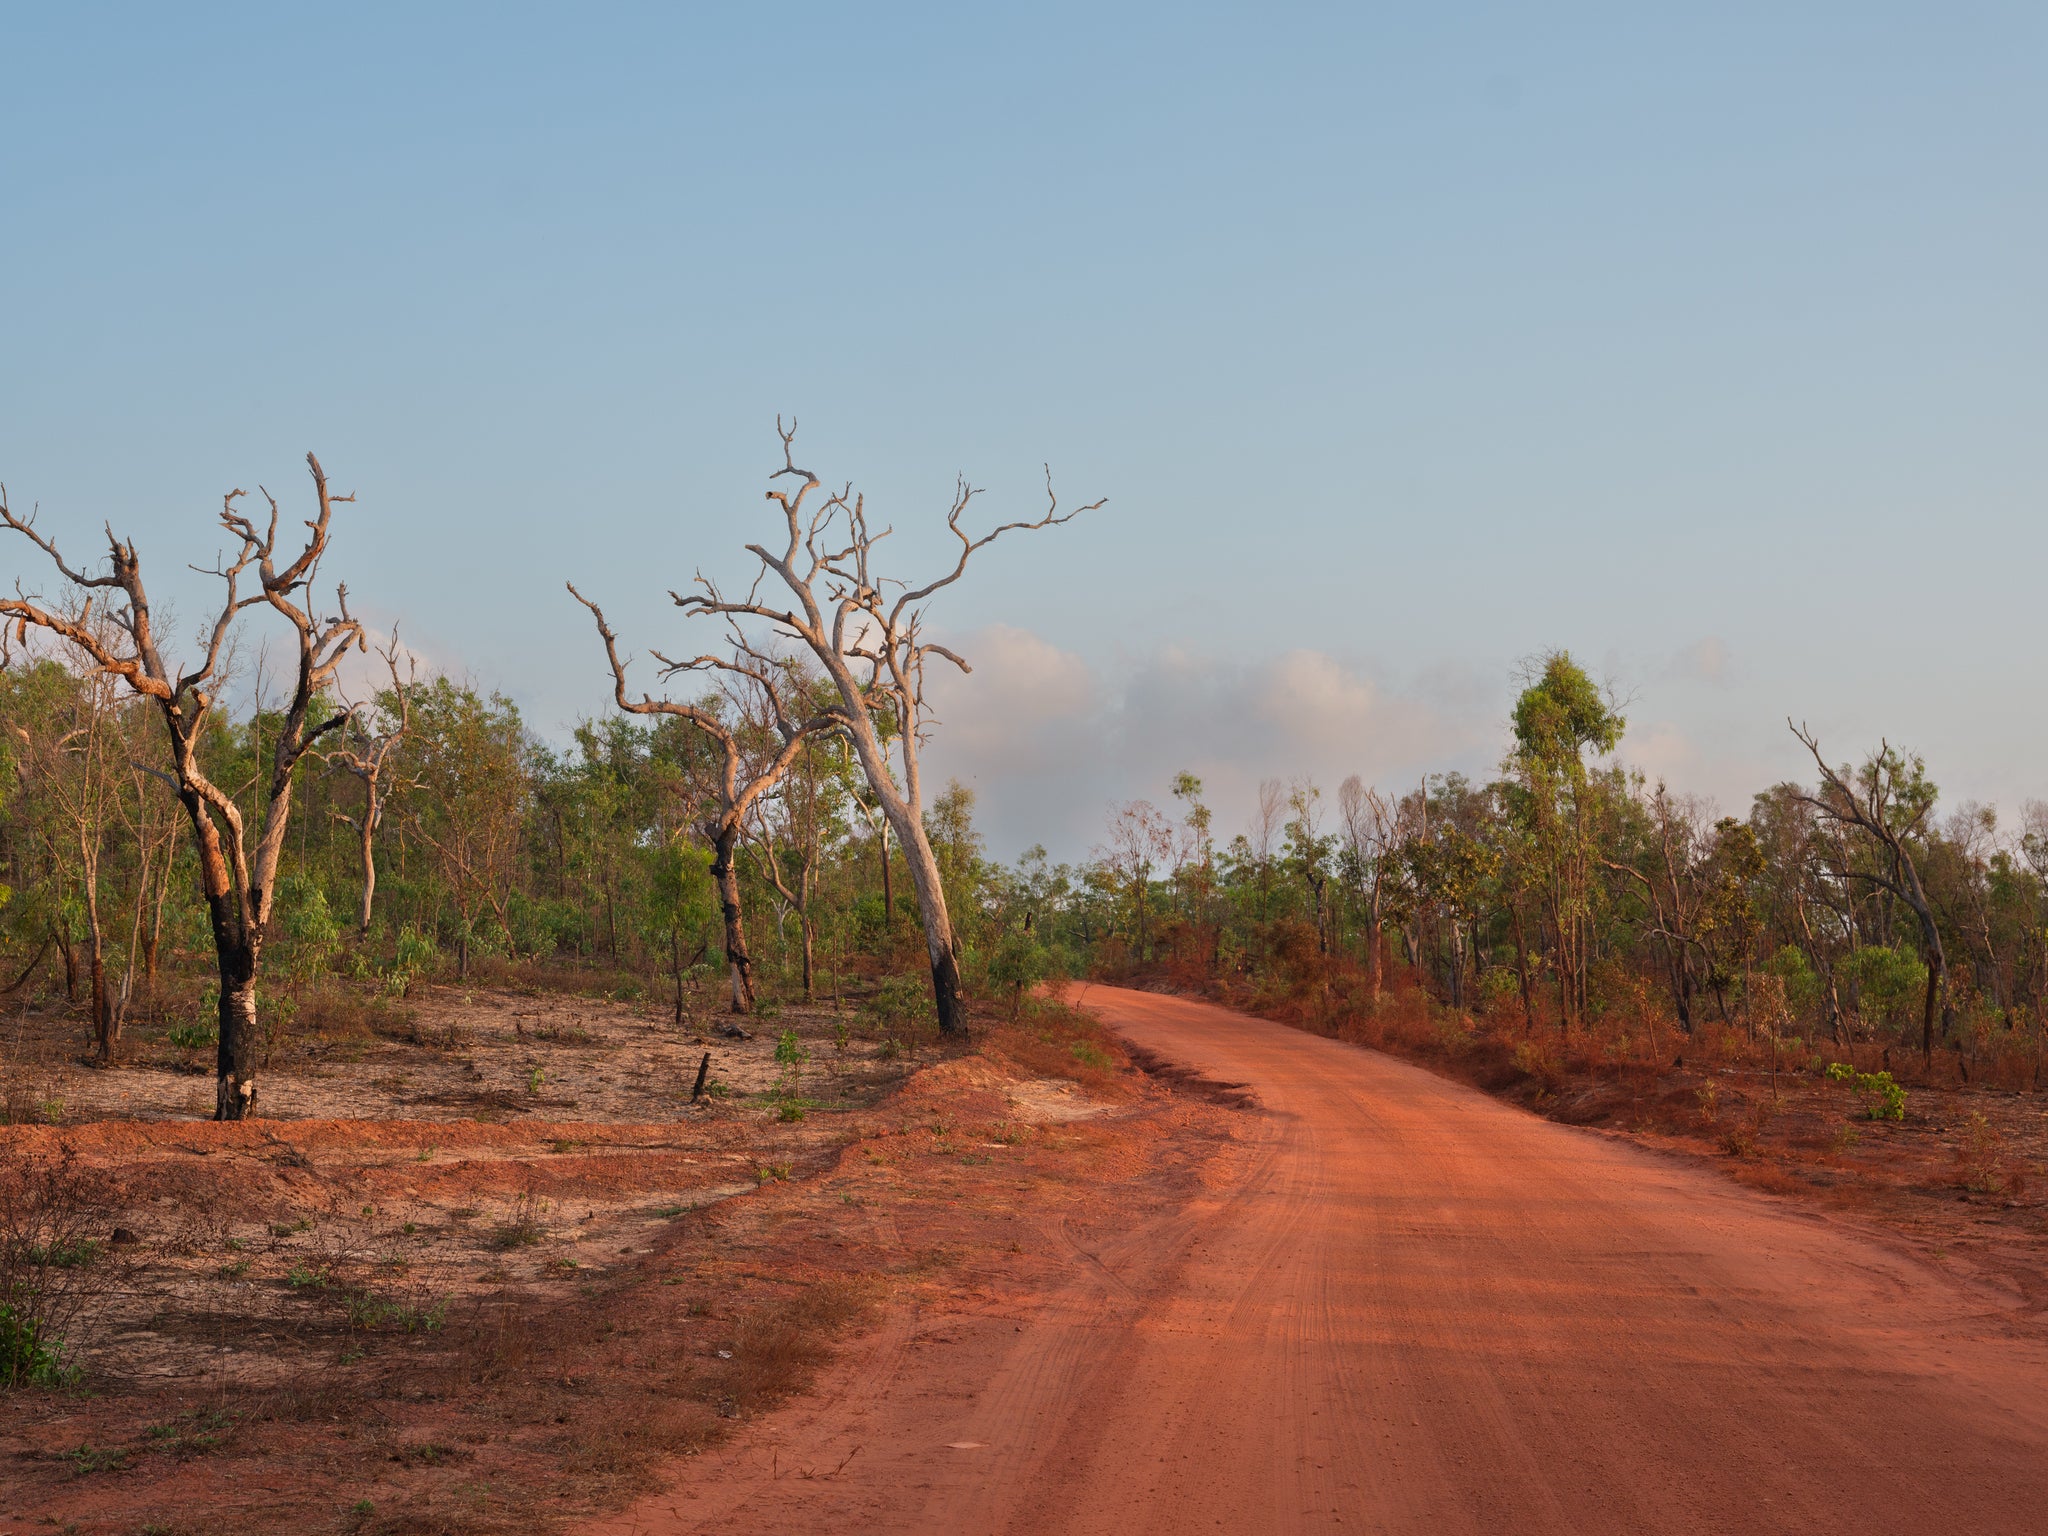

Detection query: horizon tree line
(5, 441), (2045, 1115)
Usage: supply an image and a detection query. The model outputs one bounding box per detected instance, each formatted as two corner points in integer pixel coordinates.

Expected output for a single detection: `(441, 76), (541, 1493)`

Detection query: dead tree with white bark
(568, 588), (837, 1014)
(0, 456), (366, 1119)
(1338, 776), (1399, 1003)
(323, 629), (415, 938)
(654, 420), (1101, 1035)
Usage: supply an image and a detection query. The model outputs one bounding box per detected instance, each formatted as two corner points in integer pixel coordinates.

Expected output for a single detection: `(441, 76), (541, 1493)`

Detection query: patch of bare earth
(0, 990), (1244, 1534)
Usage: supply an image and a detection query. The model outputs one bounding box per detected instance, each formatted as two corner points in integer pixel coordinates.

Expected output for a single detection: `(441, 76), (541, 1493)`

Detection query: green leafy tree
(1506, 652), (1624, 1031)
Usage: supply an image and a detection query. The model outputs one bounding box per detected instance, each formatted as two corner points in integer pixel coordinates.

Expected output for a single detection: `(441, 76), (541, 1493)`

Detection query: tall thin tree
(323, 629), (414, 938)
(647, 420), (1101, 1034)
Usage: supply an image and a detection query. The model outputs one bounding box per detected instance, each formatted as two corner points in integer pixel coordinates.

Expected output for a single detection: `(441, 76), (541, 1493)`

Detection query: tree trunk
(929, 943), (965, 1038)
(213, 939), (260, 1122)
(54, 922), (77, 1001)
(89, 946), (114, 1064)
(1550, 900), (1570, 1033)
(1366, 890), (1384, 1003)
(1900, 866), (1948, 1064)
(800, 913), (815, 1001)
(1511, 901), (1535, 1028)
(1919, 959), (1941, 1065)
(895, 816), (965, 1035)
(145, 854), (169, 980)
(82, 845), (117, 1065)
(711, 824), (755, 1014)
(1662, 940), (1690, 1030)
(356, 816), (377, 938)
(879, 824), (893, 932)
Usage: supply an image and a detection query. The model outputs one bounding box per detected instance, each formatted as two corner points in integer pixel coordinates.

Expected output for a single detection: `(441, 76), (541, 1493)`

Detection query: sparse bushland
(1037, 651), (2048, 1233)
(1050, 654), (2048, 1094)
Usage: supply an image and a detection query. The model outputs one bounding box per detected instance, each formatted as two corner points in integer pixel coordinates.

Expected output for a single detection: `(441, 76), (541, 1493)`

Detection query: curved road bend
(595, 984), (2048, 1535)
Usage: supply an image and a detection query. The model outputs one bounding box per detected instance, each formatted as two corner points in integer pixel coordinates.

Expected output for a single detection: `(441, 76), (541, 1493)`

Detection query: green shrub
(1, 1149), (115, 1390)
(982, 930), (1054, 1018)
(1841, 946), (1926, 1037)
(1824, 1062), (1906, 1121)
(863, 974), (934, 1044)
(0, 1303), (68, 1388)
(1764, 944), (1822, 1019)
(166, 1022), (216, 1052)
(386, 924), (438, 997)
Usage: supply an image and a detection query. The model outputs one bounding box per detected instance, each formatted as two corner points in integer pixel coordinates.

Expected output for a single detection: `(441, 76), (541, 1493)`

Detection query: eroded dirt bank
(598, 985), (2048, 1536)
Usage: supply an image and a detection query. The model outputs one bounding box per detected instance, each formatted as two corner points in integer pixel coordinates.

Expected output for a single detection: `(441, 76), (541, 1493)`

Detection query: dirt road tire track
(592, 986), (2048, 1535)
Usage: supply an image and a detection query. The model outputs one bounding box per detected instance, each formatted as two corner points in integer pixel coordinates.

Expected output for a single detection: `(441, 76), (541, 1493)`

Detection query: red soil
(595, 985), (2048, 1535)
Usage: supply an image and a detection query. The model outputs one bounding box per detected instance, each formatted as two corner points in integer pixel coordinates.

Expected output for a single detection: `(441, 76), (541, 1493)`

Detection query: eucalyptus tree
(1507, 651), (1624, 1031)
(1163, 771), (1219, 971)
(4, 649), (135, 1057)
(0, 456), (367, 1119)
(1601, 782), (1715, 1030)
(1337, 775), (1397, 1000)
(1792, 724), (1950, 1062)
(743, 710), (854, 1000)
(1098, 799), (1173, 961)
(1284, 781), (1336, 957)
(404, 680), (532, 977)
(568, 588), (838, 1013)
(604, 420), (1100, 1034)
(323, 630), (413, 938)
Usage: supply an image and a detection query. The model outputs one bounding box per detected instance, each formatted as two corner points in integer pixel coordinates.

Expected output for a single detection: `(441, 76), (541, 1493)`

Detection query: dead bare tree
(1338, 776), (1398, 1002)
(1599, 782), (1714, 1031)
(323, 630), (415, 938)
(567, 590), (837, 1014)
(0, 457), (365, 1119)
(1792, 722), (1950, 1063)
(1251, 777), (1286, 923)
(640, 420), (1102, 1034)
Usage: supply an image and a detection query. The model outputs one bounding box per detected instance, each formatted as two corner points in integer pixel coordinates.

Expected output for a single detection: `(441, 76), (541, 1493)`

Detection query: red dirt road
(594, 986), (2048, 1534)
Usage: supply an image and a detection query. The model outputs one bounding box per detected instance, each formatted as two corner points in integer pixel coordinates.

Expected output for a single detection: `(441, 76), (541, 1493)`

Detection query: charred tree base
(214, 974), (259, 1122)
(931, 951), (966, 1036)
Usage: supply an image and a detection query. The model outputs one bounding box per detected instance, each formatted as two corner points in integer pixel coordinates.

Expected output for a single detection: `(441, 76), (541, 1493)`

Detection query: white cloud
(933, 623), (1097, 772)
(922, 627), (1504, 858)
(1659, 636), (1736, 688)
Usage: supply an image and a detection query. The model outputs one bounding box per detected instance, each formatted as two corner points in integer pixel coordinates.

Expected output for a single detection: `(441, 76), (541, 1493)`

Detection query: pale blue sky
(4, 4), (2044, 855)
